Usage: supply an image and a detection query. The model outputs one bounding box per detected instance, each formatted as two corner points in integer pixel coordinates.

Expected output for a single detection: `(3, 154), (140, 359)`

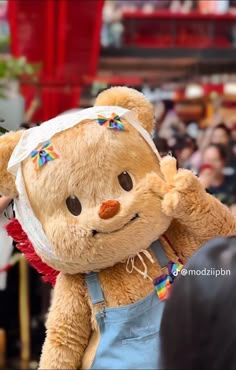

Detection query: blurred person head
(153, 136), (169, 157)
(202, 144), (228, 177)
(156, 100), (175, 129)
(160, 235), (236, 370)
(162, 99), (175, 114)
(211, 123), (231, 146)
(158, 100), (186, 141)
(171, 135), (196, 167)
(230, 123), (236, 142)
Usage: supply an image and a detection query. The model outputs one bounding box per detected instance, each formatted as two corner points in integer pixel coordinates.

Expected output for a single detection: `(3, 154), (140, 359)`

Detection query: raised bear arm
(150, 156), (236, 259)
(39, 273), (91, 370)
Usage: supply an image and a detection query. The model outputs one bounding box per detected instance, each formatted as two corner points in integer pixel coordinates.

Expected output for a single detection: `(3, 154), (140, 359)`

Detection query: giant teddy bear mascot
(0, 87), (235, 369)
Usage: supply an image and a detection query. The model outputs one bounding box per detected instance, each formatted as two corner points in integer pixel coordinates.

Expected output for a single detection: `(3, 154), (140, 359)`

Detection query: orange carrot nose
(99, 200), (120, 220)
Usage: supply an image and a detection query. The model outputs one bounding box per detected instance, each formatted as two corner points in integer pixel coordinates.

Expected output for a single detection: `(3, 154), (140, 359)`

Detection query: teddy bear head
(0, 87), (173, 274)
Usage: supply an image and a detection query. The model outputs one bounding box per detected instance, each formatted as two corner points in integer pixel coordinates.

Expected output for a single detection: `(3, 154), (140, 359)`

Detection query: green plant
(0, 35), (10, 53)
(0, 56), (41, 98)
(0, 56), (41, 80)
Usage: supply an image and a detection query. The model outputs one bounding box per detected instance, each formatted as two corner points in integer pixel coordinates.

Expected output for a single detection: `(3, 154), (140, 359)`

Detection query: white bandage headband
(7, 106), (161, 264)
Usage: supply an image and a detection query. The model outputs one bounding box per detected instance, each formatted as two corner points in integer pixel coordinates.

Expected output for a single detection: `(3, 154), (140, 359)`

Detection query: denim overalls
(85, 240), (168, 369)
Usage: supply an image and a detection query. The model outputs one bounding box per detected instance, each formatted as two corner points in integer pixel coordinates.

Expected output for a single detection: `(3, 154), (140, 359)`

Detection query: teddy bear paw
(174, 168), (200, 192)
(162, 190), (181, 216)
(157, 155), (204, 216)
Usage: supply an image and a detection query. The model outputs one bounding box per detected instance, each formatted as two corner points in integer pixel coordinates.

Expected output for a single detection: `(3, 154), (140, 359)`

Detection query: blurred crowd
(152, 99), (236, 215)
(101, 0), (236, 48)
(103, 0), (236, 15)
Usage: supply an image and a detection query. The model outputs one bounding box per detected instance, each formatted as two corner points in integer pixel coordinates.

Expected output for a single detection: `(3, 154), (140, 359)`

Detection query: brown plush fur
(0, 87), (235, 369)
(0, 130), (23, 198)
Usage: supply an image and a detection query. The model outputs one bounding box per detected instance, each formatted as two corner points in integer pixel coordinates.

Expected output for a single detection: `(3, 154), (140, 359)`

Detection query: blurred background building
(0, 1), (235, 369)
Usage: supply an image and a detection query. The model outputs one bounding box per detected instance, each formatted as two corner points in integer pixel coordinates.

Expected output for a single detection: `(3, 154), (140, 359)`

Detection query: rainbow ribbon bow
(97, 113), (126, 131)
(31, 141), (59, 170)
(153, 260), (184, 301)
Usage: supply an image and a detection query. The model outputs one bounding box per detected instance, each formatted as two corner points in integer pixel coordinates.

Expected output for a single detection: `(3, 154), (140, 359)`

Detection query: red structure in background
(123, 10), (236, 49)
(8, 0), (104, 121)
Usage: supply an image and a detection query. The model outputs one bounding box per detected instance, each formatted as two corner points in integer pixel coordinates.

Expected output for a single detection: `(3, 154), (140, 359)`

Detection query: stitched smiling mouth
(91, 213), (139, 236)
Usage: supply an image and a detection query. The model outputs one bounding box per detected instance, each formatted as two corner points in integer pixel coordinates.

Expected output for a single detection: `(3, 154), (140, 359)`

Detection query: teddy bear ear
(95, 86), (154, 134)
(0, 130), (23, 198)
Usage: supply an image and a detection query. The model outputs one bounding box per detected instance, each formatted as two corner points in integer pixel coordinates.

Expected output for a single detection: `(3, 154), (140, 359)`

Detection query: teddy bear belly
(97, 241), (177, 307)
(98, 261), (157, 306)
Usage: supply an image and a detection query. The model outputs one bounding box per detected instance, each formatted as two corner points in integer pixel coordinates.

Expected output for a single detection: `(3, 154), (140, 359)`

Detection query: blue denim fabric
(86, 240), (168, 369)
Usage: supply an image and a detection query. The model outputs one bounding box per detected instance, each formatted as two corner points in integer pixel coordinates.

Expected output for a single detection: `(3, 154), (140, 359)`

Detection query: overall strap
(86, 240), (169, 303)
(150, 239), (169, 268)
(85, 272), (105, 305)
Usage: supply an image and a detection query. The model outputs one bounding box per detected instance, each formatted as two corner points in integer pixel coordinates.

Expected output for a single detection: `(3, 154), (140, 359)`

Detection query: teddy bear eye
(118, 172), (133, 192)
(66, 196), (82, 216)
